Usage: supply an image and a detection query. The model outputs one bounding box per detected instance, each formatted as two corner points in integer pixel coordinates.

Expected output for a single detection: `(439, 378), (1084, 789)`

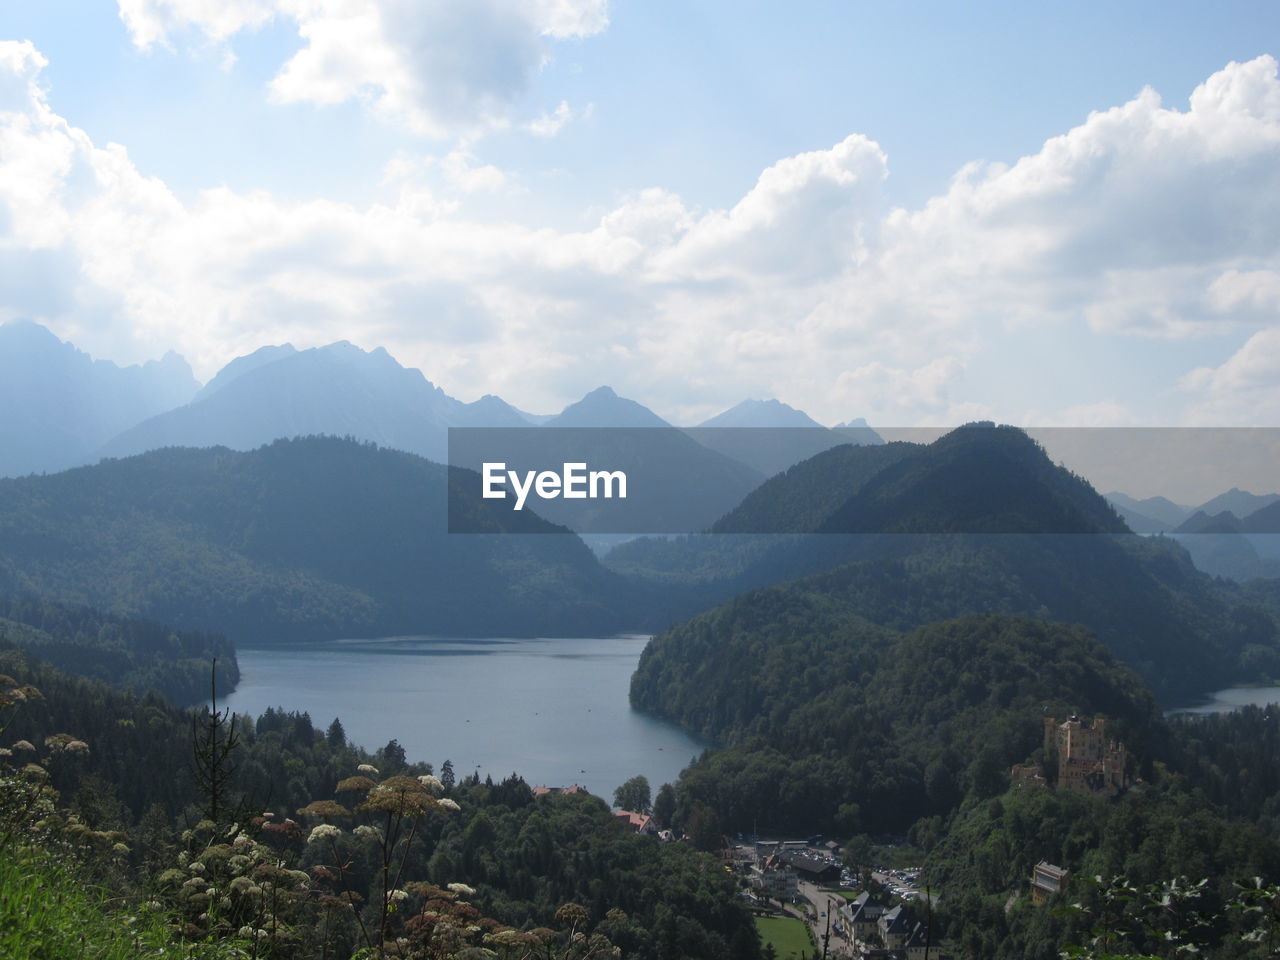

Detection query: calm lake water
(221, 635), (705, 799)
(1166, 685), (1280, 716)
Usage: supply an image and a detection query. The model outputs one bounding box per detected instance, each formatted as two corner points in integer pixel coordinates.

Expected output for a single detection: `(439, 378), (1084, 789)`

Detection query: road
(796, 880), (855, 958)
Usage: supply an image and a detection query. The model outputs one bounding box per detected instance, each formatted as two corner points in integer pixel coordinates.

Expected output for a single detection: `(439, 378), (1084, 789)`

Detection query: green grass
(826, 888), (862, 900)
(0, 847), (234, 960)
(755, 915), (814, 959)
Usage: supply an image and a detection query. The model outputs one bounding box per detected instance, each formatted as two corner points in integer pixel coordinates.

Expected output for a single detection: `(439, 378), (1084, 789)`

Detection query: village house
(749, 854), (799, 900)
(614, 810), (657, 835)
(842, 891), (888, 943)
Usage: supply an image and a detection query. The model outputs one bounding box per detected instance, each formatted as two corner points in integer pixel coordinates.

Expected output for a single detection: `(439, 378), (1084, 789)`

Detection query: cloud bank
(115, 0), (606, 136)
(3, 39), (1280, 424)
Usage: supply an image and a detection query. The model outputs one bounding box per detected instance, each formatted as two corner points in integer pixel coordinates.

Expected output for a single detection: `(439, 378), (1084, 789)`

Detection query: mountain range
(1, 321), (879, 491)
(0, 320), (198, 477)
(0, 419), (1274, 707)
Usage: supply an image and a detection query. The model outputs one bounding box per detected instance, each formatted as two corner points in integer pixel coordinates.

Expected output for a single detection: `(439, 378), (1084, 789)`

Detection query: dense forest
(6, 424), (1280, 959)
(0, 646), (759, 960)
(0, 437), (642, 642)
(0, 594), (237, 705)
(633, 611), (1280, 958)
(618, 428), (1280, 701)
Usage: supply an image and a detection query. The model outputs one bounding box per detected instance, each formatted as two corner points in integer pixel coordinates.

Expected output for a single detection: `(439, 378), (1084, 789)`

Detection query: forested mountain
(0, 320), (198, 477)
(716, 423), (1127, 535)
(612, 425), (1275, 701)
(0, 595), (236, 705)
(638, 613), (1160, 833)
(0, 436), (639, 642)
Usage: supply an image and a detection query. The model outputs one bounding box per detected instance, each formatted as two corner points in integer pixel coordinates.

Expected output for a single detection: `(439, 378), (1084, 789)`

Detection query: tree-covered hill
(710, 423), (1127, 535)
(0, 594), (236, 705)
(0, 436), (640, 642)
(621, 426), (1280, 701)
(637, 612), (1162, 835)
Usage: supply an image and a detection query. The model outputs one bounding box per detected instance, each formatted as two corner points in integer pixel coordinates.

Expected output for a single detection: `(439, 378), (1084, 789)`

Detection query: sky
(2, 1), (1280, 427)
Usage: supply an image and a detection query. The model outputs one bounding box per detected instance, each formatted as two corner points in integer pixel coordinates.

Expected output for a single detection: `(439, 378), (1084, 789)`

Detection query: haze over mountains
(0, 320), (198, 477)
(1, 422), (1273, 704)
(1, 321), (876, 483)
(4, 318), (1277, 577)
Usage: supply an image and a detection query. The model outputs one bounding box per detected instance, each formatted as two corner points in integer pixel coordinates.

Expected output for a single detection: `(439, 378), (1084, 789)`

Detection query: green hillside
(0, 437), (639, 642)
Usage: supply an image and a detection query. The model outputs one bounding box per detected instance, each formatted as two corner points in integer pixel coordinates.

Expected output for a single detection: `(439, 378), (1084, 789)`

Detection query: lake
(221, 634), (706, 800)
(1165, 685), (1280, 716)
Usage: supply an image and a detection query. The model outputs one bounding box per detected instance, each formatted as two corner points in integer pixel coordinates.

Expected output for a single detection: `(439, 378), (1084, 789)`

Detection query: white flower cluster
(307, 823), (342, 844)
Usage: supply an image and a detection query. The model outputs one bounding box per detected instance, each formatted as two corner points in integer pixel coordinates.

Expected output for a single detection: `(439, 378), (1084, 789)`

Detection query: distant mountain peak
(698, 398), (825, 429)
(0, 321), (199, 476)
(546, 386), (670, 428)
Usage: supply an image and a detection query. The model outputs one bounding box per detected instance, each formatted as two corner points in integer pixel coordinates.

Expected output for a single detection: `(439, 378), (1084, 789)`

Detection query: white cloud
(1182, 328), (1280, 425)
(527, 99), (574, 137)
(116, 0), (608, 137)
(653, 134), (888, 283)
(439, 150), (508, 193)
(6, 45), (1280, 426)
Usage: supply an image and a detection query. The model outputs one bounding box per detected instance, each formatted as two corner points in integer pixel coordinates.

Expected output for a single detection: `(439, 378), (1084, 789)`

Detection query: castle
(1044, 714), (1128, 797)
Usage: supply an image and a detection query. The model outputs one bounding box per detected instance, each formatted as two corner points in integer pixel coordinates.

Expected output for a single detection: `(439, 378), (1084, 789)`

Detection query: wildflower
(439, 798), (461, 811)
(336, 775), (377, 793)
(418, 774), (444, 793)
(388, 889), (409, 902)
(307, 823), (342, 844)
(447, 882), (475, 897)
(12, 740), (34, 752)
(358, 776), (435, 816)
(232, 834), (252, 848)
(297, 799), (349, 819)
(188, 862), (206, 874)
(112, 842), (130, 855)
(65, 740), (89, 755)
(353, 824), (381, 841)
(357, 763), (379, 775)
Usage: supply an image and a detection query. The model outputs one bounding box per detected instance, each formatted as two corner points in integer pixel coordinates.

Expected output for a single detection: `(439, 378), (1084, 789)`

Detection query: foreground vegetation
(0, 650), (759, 959)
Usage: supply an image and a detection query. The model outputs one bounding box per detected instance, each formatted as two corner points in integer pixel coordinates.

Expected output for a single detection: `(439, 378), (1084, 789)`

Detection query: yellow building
(1045, 715), (1128, 797)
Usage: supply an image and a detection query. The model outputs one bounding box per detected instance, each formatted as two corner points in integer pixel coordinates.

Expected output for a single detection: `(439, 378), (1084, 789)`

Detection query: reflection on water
(1166, 685), (1280, 716)
(222, 635), (705, 799)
